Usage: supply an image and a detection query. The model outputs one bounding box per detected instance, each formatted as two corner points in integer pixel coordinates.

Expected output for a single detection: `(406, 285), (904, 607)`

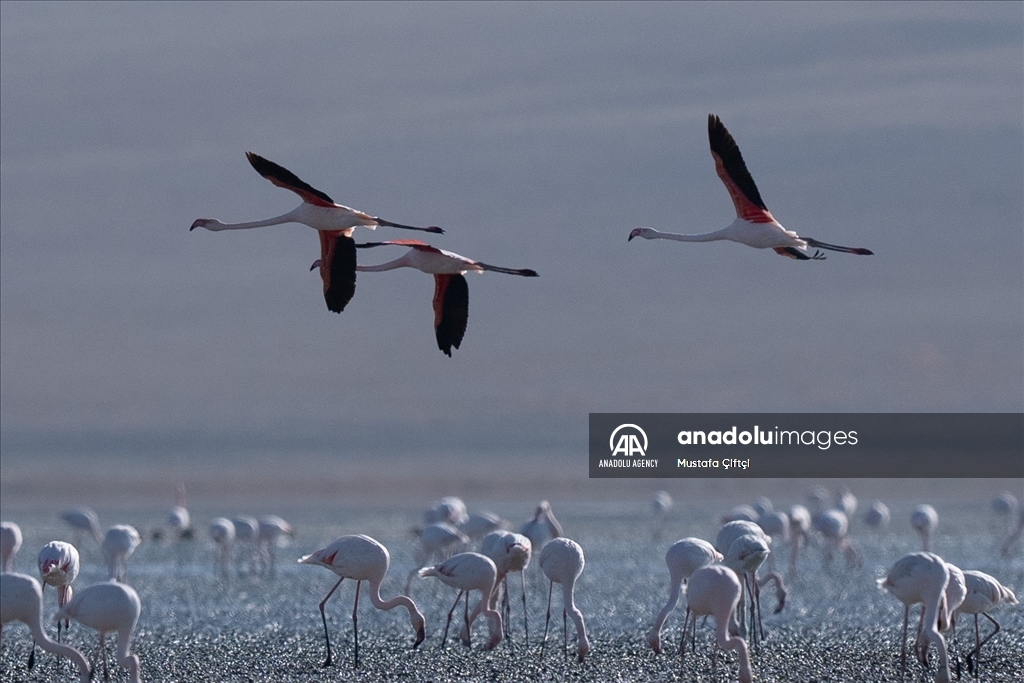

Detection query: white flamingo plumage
(520, 500), (563, 559)
(647, 537), (722, 654)
(38, 541), (80, 640)
(480, 530), (531, 642)
(406, 522), (468, 593)
(208, 518), (235, 581)
(1, 521), (22, 572)
(539, 537), (590, 663)
(628, 114), (873, 261)
(864, 500), (891, 529)
(418, 551), (503, 650)
(299, 535), (426, 668)
(257, 515), (294, 578)
(459, 511), (506, 541)
(191, 152), (442, 313)
(911, 504), (939, 552)
(54, 580), (142, 683)
(102, 525), (141, 582)
(679, 565), (754, 683)
(879, 551), (952, 683)
(342, 239), (538, 356)
(1, 573), (91, 682)
(424, 497), (469, 526)
(953, 569), (1018, 676)
(61, 508), (102, 549)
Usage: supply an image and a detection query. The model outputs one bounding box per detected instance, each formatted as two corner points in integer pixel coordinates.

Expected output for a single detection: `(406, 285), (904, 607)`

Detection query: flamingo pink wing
(246, 152), (337, 208)
(707, 115), (775, 224)
(318, 230), (356, 313)
(433, 274), (468, 357)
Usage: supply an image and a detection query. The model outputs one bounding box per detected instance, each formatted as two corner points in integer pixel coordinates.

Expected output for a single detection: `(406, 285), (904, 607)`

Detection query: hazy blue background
(2, 2), (1021, 466)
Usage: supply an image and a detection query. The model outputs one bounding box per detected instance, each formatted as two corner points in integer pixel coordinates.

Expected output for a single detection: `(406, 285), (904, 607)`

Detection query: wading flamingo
(418, 552), (503, 650)
(0, 573), (90, 682)
(864, 500), (891, 529)
(299, 535), (426, 668)
(102, 526), (141, 582)
(628, 114), (873, 260)
(328, 240), (538, 356)
(405, 522), (468, 593)
(257, 515), (294, 578)
(911, 504), (939, 552)
(191, 152), (442, 313)
(231, 516), (260, 575)
(480, 530), (531, 643)
(459, 511), (506, 542)
(651, 491), (673, 541)
(54, 581), (142, 683)
(539, 537), (590, 663)
(61, 509), (102, 550)
(1, 521), (22, 572)
(680, 565), (753, 683)
(37, 541), (80, 642)
(878, 552), (951, 683)
(647, 537), (722, 654)
(208, 518), (235, 581)
(953, 569), (1018, 676)
(520, 501), (563, 559)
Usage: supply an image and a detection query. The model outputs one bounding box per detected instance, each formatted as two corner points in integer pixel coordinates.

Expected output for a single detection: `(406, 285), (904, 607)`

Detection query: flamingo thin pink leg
(318, 575), (345, 667)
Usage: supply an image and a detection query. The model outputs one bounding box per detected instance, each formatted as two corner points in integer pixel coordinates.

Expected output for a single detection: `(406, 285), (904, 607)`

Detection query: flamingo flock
(2, 487), (1020, 682)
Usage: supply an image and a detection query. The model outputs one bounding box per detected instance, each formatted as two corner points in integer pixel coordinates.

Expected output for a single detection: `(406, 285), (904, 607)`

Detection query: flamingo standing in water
(191, 152), (443, 313)
(102, 526), (141, 582)
(418, 552), (503, 650)
(37, 541), (80, 641)
(520, 501), (563, 560)
(878, 552), (951, 683)
(911, 504), (939, 551)
(679, 565), (753, 683)
(54, 581), (142, 683)
(405, 522), (468, 593)
(646, 537), (722, 654)
(61, 508), (102, 550)
(209, 518), (235, 581)
(651, 491), (673, 541)
(1, 521), (22, 572)
(539, 537), (590, 663)
(953, 570), (1018, 676)
(299, 535), (426, 668)
(628, 114), (873, 260)
(330, 240), (538, 356)
(864, 500), (891, 529)
(480, 530), (531, 643)
(0, 573), (91, 682)
(257, 515), (294, 578)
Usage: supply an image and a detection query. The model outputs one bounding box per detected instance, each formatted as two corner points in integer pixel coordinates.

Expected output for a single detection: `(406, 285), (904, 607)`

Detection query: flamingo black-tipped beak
(426, 226), (444, 234)
(413, 626), (425, 648)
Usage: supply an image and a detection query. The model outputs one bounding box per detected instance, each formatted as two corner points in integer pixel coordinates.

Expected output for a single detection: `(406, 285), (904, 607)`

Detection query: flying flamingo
(418, 551), (503, 650)
(61, 508), (102, 550)
(257, 515), (294, 578)
(539, 537), (590, 663)
(679, 566), (753, 683)
(102, 525), (141, 582)
(911, 504), (939, 551)
(628, 114), (873, 260)
(953, 569), (1018, 676)
(208, 518), (235, 581)
(878, 552), (951, 683)
(480, 530), (531, 643)
(1, 521), (22, 572)
(37, 541), (80, 641)
(191, 152), (442, 313)
(299, 535), (426, 668)
(646, 537), (722, 654)
(54, 580), (142, 683)
(1, 573), (91, 682)
(327, 239), (538, 356)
